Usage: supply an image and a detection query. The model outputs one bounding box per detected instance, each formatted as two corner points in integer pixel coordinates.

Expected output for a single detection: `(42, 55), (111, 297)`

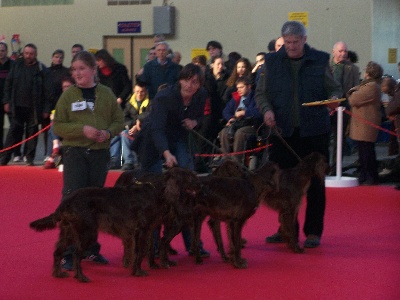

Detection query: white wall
(0, 0), (374, 72)
(0, 0), (397, 78)
(372, 0), (400, 78)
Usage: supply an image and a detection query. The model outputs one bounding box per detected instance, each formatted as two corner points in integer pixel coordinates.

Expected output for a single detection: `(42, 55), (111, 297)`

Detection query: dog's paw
(133, 269), (149, 277)
(221, 255), (230, 263)
(52, 270), (69, 278)
(290, 243), (305, 253)
(233, 258), (248, 269)
(74, 274), (91, 283)
(160, 259), (177, 269)
(167, 259), (177, 267)
(123, 259), (132, 268)
(149, 262), (160, 269)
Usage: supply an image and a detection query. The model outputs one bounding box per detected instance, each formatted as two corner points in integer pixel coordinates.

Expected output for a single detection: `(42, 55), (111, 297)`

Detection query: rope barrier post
(335, 106), (344, 178)
(325, 106), (358, 188)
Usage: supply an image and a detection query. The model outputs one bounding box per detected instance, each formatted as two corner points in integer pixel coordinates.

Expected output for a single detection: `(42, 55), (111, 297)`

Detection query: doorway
(103, 36), (154, 82)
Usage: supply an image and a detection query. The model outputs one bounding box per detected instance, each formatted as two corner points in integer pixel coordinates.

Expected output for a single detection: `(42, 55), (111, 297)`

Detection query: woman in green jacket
(53, 50), (124, 270)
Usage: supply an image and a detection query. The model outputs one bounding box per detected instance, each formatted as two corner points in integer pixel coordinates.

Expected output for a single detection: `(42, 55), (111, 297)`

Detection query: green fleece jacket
(53, 84), (124, 149)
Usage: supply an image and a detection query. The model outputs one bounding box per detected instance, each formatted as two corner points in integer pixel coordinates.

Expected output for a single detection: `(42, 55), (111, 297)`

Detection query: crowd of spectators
(1, 20), (400, 267)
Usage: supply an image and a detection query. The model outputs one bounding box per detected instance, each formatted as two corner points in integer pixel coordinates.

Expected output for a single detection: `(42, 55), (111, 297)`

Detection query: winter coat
(386, 83), (400, 141)
(255, 44), (342, 137)
(53, 84), (124, 149)
(3, 58), (53, 122)
(98, 62), (132, 109)
(138, 58), (180, 99)
(348, 80), (381, 142)
(123, 93), (151, 129)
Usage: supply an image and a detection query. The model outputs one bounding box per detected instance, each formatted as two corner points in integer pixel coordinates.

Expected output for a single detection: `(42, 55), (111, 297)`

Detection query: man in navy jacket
(138, 41), (180, 100)
(256, 21), (341, 248)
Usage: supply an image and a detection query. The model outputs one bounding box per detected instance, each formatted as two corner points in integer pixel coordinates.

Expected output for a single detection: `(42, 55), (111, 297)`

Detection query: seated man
(219, 77), (262, 162)
(120, 82), (151, 170)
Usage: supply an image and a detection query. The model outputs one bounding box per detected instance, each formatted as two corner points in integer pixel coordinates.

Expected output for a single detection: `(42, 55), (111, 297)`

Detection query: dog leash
(188, 129), (223, 154)
(188, 129), (251, 171)
(271, 126), (303, 163)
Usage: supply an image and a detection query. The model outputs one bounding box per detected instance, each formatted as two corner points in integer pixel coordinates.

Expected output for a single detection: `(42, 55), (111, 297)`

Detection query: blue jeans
(46, 125), (60, 155)
(109, 135), (121, 160)
(121, 129), (137, 165)
(146, 139), (196, 252)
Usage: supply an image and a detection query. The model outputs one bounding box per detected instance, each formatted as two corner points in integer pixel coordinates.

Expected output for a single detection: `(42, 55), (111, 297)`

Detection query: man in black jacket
(256, 21), (341, 248)
(0, 43), (52, 166)
(0, 41), (13, 150)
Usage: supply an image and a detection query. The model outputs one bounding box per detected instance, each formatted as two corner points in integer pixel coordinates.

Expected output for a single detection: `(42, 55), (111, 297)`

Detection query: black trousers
(62, 146), (110, 257)
(61, 146), (110, 200)
(0, 106), (38, 163)
(357, 141), (378, 182)
(0, 109), (9, 149)
(268, 129), (330, 237)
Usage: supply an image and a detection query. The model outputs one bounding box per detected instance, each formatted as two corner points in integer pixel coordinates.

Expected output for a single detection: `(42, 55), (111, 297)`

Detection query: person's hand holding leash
(263, 110), (276, 127)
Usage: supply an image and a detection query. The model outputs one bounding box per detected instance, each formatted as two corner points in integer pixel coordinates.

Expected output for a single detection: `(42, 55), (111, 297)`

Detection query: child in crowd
(119, 81), (151, 170)
(43, 76), (75, 169)
(53, 50), (124, 270)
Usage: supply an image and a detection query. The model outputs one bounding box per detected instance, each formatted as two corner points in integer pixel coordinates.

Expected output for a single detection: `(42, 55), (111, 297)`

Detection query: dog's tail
(29, 213), (58, 232)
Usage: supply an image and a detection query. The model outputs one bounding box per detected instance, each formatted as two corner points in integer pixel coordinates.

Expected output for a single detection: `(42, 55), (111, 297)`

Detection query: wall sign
(117, 21), (141, 34)
(288, 12), (309, 28)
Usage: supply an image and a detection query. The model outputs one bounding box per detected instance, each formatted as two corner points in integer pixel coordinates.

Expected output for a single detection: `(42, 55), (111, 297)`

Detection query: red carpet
(1, 166), (399, 299)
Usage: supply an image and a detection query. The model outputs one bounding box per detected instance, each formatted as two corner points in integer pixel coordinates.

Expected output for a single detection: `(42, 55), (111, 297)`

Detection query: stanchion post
(325, 106), (358, 187)
(335, 106), (345, 178)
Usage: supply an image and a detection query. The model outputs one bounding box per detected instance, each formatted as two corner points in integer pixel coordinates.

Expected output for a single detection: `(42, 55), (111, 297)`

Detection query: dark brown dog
(30, 167), (200, 282)
(211, 158), (249, 178)
(193, 160), (280, 268)
(209, 153), (327, 254)
(114, 167), (201, 269)
(261, 152), (327, 253)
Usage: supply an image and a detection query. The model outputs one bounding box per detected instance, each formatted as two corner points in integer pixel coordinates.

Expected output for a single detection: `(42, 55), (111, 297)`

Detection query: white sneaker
(13, 156), (22, 162)
(43, 156), (50, 162)
(379, 168), (392, 176)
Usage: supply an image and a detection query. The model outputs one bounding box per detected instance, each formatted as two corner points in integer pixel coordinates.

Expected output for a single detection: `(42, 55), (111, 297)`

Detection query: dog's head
(114, 169), (151, 188)
(163, 167), (202, 205)
(212, 159), (247, 178)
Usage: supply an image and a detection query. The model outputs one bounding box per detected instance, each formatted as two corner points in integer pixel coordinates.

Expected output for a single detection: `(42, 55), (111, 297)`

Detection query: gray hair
(155, 41), (170, 51)
(281, 21), (307, 37)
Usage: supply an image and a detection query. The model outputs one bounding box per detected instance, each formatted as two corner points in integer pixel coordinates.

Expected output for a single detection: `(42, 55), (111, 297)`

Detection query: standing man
(138, 41), (180, 100)
(43, 49), (70, 159)
(0, 42), (13, 149)
(256, 21), (341, 248)
(330, 41), (360, 172)
(0, 43), (52, 166)
(49, 49), (70, 103)
(71, 44), (84, 58)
